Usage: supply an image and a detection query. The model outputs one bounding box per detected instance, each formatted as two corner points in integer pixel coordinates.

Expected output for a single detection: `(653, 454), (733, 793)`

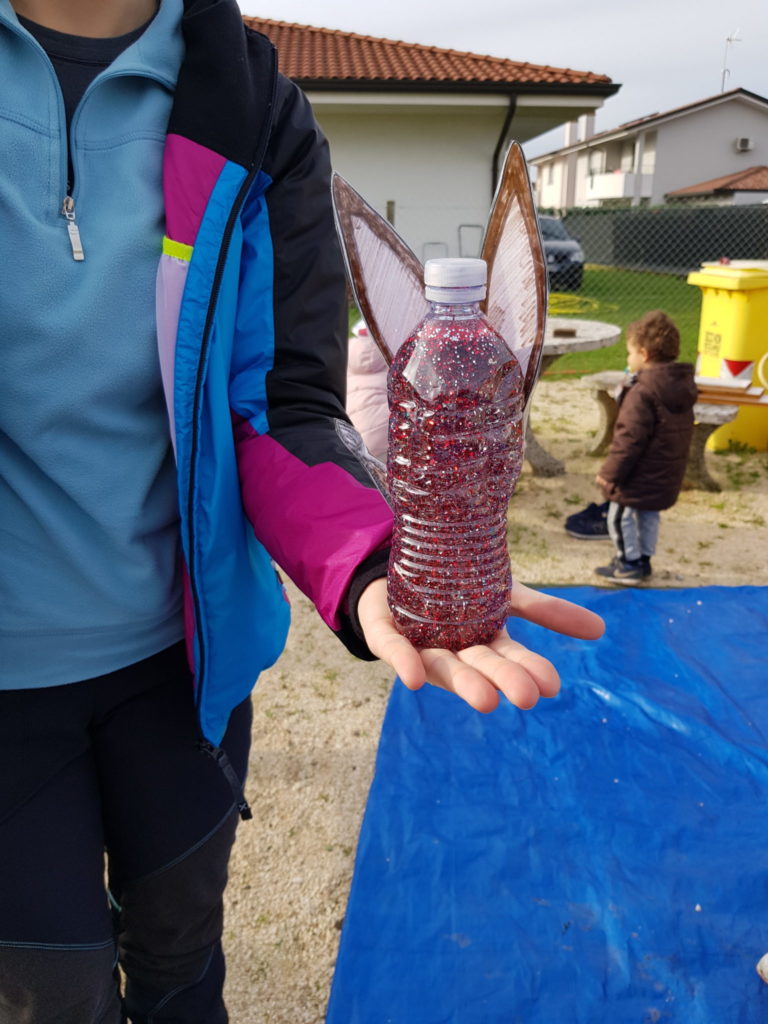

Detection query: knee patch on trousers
(113, 808), (238, 1023)
(0, 943), (121, 1024)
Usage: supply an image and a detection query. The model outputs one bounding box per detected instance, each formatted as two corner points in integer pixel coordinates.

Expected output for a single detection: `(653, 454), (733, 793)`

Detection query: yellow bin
(687, 262), (768, 451)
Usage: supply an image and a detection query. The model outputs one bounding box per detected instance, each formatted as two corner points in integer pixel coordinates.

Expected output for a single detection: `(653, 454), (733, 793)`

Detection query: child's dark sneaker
(565, 501), (609, 540)
(594, 557), (645, 584)
(640, 555), (652, 578)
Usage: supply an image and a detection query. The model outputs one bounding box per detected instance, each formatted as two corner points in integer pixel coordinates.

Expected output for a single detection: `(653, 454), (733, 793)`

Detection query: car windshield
(539, 217), (572, 241)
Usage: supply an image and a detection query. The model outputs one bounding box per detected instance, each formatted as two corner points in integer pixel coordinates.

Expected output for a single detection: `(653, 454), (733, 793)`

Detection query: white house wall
(536, 159), (565, 210)
(535, 150), (600, 209)
(531, 94), (768, 210)
(314, 106), (513, 262)
(649, 98), (768, 203)
(573, 153), (591, 206)
(733, 190), (768, 205)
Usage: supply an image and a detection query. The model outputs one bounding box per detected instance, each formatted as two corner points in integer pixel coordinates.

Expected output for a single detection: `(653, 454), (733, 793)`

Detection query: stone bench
(578, 370), (739, 492)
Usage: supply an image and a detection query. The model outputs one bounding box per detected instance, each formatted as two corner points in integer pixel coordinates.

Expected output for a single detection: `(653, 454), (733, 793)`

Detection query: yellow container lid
(687, 264), (768, 290)
(701, 260), (768, 271)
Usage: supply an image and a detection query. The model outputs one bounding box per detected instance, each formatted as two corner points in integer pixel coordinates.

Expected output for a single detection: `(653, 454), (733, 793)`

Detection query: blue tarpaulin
(327, 586), (768, 1024)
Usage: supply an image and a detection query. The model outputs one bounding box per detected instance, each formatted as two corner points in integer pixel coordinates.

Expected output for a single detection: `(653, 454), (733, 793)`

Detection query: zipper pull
(61, 196), (85, 261)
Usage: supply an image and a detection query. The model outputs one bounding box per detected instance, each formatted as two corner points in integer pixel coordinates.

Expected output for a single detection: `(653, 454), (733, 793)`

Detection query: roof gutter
(492, 95), (517, 198)
(294, 79), (620, 99)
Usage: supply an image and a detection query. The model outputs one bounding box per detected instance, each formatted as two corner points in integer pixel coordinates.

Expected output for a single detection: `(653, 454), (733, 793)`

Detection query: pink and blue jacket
(159, 1), (392, 748)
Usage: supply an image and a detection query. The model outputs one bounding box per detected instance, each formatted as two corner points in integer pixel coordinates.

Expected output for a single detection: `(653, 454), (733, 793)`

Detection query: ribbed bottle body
(387, 308), (524, 649)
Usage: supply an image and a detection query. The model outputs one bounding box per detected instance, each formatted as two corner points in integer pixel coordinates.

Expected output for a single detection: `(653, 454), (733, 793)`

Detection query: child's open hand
(357, 578), (605, 713)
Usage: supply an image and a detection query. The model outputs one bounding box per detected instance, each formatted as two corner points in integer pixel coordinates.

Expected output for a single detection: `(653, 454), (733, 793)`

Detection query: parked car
(538, 215), (584, 291)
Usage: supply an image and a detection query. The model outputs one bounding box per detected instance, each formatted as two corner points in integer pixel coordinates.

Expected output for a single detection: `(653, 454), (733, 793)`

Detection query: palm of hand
(357, 577), (604, 713)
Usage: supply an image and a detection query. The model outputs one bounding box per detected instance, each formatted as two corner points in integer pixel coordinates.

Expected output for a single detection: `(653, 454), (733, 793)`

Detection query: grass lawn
(349, 265), (703, 378)
(546, 265), (702, 377)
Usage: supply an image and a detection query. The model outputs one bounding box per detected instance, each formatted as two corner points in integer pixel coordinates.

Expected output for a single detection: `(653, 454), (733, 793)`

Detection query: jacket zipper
(185, 46), (277, 819)
(62, 140), (83, 260)
(57, 70), (167, 262)
(3, 18), (86, 261)
(61, 195), (85, 260)
(189, 171), (257, 821)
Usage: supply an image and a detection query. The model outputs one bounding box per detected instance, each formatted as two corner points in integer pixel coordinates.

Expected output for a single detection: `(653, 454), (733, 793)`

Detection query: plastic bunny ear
(482, 141), (548, 408)
(332, 173), (429, 365)
(332, 144), (546, 404)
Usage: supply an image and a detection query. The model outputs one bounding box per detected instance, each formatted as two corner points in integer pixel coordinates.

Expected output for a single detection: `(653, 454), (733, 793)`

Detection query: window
(620, 141), (635, 172)
(587, 149), (605, 176)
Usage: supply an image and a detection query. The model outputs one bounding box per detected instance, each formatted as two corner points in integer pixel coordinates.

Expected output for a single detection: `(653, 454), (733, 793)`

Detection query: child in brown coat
(595, 311), (697, 584)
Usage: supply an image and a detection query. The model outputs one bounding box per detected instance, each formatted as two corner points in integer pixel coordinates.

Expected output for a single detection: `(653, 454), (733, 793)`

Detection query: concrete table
(685, 404), (740, 491)
(577, 369), (626, 456)
(526, 318), (622, 476)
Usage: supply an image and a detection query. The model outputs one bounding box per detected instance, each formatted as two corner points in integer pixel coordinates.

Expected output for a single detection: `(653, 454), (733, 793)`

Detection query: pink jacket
(346, 321), (390, 462)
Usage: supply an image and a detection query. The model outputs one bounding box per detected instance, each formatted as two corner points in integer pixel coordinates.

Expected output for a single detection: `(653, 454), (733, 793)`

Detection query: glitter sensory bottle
(387, 258), (525, 650)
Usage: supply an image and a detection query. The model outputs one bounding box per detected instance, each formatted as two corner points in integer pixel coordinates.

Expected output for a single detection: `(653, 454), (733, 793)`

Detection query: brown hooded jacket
(599, 362), (697, 510)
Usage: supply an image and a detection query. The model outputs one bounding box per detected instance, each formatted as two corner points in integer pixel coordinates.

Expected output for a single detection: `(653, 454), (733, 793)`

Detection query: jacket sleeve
(598, 385), (657, 492)
(229, 74), (392, 655)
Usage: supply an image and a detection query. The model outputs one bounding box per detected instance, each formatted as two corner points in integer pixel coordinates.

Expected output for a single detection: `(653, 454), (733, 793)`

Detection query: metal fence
(562, 204), (768, 276)
(538, 203), (768, 360)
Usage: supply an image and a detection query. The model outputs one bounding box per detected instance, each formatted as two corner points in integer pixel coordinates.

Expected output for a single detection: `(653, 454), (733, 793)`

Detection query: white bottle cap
(424, 258), (487, 302)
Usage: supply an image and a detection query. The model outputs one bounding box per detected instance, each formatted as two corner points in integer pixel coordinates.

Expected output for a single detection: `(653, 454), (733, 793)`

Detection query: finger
(357, 579), (427, 689)
(457, 640), (557, 707)
(485, 633), (562, 700)
(508, 580), (605, 640)
(365, 623), (427, 690)
(418, 648), (501, 713)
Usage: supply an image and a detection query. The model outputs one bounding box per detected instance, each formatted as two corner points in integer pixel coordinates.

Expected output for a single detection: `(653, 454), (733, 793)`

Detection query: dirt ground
(222, 380), (767, 1023)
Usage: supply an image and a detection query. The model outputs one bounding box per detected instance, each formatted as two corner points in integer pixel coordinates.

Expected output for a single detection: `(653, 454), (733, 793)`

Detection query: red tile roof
(667, 165), (768, 196)
(243, 17), (615, 91)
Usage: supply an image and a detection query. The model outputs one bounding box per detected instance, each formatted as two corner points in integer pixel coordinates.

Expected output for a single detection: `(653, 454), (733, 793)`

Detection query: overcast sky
(236, 0), (768, 157)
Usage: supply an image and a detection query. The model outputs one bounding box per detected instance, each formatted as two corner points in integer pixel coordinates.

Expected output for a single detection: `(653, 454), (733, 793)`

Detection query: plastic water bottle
(387, 258), (524, 650)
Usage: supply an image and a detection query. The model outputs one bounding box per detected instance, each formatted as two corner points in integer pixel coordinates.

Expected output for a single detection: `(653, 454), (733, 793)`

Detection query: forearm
(231, 76), (393, 641)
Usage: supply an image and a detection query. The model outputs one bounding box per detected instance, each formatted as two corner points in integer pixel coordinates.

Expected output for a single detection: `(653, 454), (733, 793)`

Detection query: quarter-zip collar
(0, 0), (183, 256)
(95, 0), (184, 90)
(0, 0), (279, 176)
(0, 0), (184, 90)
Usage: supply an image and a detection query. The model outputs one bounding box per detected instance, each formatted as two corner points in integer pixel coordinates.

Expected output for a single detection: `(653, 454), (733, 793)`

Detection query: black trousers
(0, 643), (251, 1023)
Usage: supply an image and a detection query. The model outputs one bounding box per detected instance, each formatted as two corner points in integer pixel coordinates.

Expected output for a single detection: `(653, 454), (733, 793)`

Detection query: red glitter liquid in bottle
(387, 258), (524, 650)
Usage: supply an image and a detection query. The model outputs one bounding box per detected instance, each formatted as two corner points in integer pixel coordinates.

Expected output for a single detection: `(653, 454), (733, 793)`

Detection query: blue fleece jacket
(0, 0), (186, 687)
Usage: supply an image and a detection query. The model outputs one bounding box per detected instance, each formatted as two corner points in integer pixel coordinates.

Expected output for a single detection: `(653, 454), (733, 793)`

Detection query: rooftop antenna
(720, 28), (741, 92)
